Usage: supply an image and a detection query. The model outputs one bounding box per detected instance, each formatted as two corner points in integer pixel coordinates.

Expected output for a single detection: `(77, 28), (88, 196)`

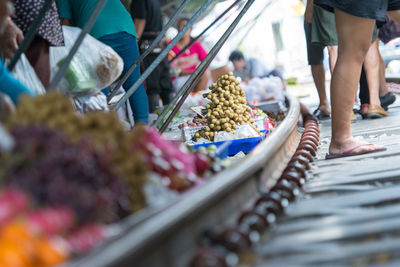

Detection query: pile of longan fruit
(194, 73), (255, 141)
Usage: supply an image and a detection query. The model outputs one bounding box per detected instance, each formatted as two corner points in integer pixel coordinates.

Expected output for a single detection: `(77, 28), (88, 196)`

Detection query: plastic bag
(234, 124), (260, 139)
(0, 124), (14, 152)
(71, 92), (109, 114)
(108, 87), (135, 128)
(214, 131), (235, 142)
(50, 26), (123, 96)
(244, 77), (284, 102)
(9, 54), (46, 95)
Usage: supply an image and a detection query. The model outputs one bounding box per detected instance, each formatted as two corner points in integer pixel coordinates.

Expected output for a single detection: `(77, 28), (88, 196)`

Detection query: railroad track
(65, 94), (312, 267)
(245, 99), (400, 267)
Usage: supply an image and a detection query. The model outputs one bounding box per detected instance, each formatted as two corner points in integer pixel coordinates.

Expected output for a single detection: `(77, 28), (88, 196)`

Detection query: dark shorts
(315, 0), (400, 23)
(311, 4), (338, 46)
(304, 21), (325, 65)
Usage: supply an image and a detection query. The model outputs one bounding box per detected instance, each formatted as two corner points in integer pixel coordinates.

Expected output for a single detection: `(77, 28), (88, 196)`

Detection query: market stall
(0, 73), (286, 266)
(0, 0), (303, 266)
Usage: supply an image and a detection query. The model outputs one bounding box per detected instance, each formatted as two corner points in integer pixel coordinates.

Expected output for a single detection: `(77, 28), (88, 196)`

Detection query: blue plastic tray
(192, 130), (269, 157)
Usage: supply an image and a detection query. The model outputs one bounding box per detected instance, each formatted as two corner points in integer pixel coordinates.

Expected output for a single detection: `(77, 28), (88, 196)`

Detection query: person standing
(57, 0), (149, 125)
(0, 0), (64, 89)
(304, 0), (337, 120)
(0, 0), (35, 104)
(170, 17), (211, 93)
(131, 0), (174, 113)
(314, 0), (400, 159)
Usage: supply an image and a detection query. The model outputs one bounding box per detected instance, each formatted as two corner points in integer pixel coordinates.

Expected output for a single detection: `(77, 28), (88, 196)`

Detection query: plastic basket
(191, 130), (269, 157)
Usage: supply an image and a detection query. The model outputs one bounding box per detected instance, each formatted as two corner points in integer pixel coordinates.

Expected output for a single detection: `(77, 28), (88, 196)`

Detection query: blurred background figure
(131, 0), (174, 113)
(304, 0), (337, 120)
(0, 0), (64, 88)
(170, 17), (211, 92)
(57, 0), (149, 124)
(228, 50), (284, 82)
(0, 0), (35, 105)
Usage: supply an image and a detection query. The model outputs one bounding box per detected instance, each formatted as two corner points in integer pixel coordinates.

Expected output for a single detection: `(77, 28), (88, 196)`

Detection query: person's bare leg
(329, 9), (381, 155)
(364, 39), (381, 106)
(327, 45), (338, 74)
(378, 50), (389, 96)
(311, 64), (330, 114)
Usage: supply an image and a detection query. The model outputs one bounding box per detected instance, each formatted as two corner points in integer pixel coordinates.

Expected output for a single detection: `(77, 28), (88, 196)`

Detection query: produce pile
(0, 92), (212, 266)
(1, 125), (131, 224)
(194, 73), (258, 141)
(178, 115), (207, 129)
(131, 127), (209, 192)
(6, 92), (148, 213)
(0, 188), (106, 267)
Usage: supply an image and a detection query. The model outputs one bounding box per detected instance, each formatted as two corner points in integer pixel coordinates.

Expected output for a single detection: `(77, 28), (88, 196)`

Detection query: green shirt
(57, 0), (137, 39)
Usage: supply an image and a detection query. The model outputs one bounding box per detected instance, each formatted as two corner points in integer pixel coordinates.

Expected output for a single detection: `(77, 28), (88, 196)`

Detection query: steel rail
(156, 0), (257, 133)
(113, 0), (215, 110)
(106, 0), (191, 102)
(169, 0), (241, 64)
(65, 94), (300, 267)
(47, 0), (107, 91)
(7, 0), (54, 71)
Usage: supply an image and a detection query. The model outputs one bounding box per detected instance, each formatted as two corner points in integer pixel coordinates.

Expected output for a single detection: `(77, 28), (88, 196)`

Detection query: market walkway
(248, 97), (400, 266)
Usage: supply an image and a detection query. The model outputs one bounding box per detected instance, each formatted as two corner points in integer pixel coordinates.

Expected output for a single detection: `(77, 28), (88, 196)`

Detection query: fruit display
(178, 115), (208, 129)
(0, 91), (223, 266)
(6, 92), (147, 213)
(194, 73), (258, 141)
(131, 127), (210, 192)
(0, 188), (107, 267)
(1, 125), (131, 224)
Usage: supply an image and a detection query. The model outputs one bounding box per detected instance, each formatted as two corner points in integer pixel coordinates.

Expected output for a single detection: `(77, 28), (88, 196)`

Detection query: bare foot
(329, 136), (385, 155)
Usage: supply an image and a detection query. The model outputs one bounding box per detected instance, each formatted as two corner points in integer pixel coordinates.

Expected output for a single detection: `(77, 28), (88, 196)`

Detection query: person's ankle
(331, 135), (354, 147)
(319, 102), (331, 114)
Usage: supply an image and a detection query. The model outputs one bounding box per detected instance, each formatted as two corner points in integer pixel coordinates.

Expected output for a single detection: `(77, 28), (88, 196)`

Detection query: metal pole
(7, 0), (54, 71)
(169, 0), (241, 64)
(47, 0), (107, 91)
(107, 0), (191, 102)
(157, 0), (256, 133)
(113, 0), (214, 110)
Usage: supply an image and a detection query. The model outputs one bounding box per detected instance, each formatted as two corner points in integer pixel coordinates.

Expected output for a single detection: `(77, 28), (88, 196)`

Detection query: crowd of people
(305, 0), (400, 159)
(1, 0), (400, 160)
(0, 0), (284, 120)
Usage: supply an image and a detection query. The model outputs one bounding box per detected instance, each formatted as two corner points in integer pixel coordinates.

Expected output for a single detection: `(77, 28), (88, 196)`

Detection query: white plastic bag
(50, 26), (123, 96)
(244, 77), (285, 102)
(108, 86), (135, 128)
(234, 124), (260, 139)
(71, 92), (109, 114)
(9, 54), (46, 95)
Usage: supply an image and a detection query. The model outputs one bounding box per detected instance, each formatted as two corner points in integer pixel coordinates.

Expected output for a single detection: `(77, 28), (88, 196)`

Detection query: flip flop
(313, 109), (330, 120)
(366, 104), (388, 119)
(325, 143), (387, 160)
(380, 92), (396, 110)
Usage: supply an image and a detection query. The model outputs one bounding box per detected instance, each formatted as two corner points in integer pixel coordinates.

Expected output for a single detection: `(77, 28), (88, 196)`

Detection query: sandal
(313, 108), (330, 120)
(366, 104), (388, 119)
(380, 92), (396, 110)
(351, 111), (357, 121)
(326, 143), (386, 160)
